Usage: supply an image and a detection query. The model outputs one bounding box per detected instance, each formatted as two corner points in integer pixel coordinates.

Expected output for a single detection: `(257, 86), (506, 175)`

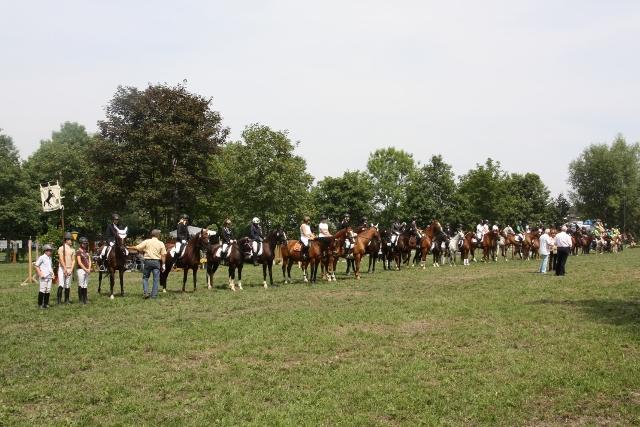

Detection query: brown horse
(522, 230), (541, 260)
(352, 226), (380, 279)
(97, 234), (127, 299)
(417, 220), (444, 268)
(500, 231), (523, 260)
(481, 229), (500, 262)
(161, 229), (209, 292)
(281, 238), (334, 284)
(346, 225), (381, 274)
(206, 240), (245, 291)
(327, 227), (355, 280)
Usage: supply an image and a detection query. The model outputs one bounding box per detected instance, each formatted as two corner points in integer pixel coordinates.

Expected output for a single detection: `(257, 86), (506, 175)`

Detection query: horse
(501, 231), (523, 260)
(281, 237), (334, 284)
(346, 225), (381, 274)
(161, 228), (209, 293)
(416, 220), (445, 268)
(522, 230), (540, 260)
(446, 230), (465, 265)
(378, 228), (394, 270)
(97, 233), (127, 299)
(352, 226), (380, 279)
(237, 229), (287, 288)
(481, 229), (500, 262)
(206, 240), (245, 291)
(461, 232), (476, 266)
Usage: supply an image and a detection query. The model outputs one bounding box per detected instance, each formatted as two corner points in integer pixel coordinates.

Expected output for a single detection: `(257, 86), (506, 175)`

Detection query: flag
(40, 182), (63, 212)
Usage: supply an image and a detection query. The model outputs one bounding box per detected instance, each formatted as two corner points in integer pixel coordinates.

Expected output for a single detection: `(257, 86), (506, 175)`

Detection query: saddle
(293, 242), (302, 252)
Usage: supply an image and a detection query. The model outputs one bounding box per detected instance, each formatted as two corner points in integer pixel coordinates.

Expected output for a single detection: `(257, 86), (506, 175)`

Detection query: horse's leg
(281, 257), (288, 284)
(98, 271), (102, 294)
(237, 264), (243, 290)
(262, 263), (268, 288)
(109, 269), (115, 299)
(268, 262), (274, 287)
(182, 268), (188, 292)
(192, 267), (197, 292)
(228, 266), (236, 291)
(119, 269), (124, 296)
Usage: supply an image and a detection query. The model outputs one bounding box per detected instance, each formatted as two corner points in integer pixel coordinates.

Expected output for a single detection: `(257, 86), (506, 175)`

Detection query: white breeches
(58, 267), (72, 289)
(39, 278), (52, 293)
(301, 236), (309, 246)
(391, 234), (399, 244)
(77, 269), (89, 289)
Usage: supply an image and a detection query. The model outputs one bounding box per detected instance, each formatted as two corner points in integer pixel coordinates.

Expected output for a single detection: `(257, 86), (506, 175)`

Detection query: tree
(203, 124), (313, 234)
(23, 122), (100, 234)
(0, 130), (41, 238)
(91, 82), (229, 231)
(551, 193), (571, 226)
(405, 155), (457, 225)
(499, 173), (551, 226)
(366, 148), (416, 224)
(311, 170), (375, 227)
(457, 158), (507, 223)
(568, 134), (640, 232)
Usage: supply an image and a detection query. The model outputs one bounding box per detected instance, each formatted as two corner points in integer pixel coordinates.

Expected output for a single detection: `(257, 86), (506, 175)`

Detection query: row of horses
(94, 222), (629, 298)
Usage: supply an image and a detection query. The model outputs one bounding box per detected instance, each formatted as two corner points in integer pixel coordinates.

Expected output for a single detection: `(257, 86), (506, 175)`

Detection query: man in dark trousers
(554, 225), (572, 276)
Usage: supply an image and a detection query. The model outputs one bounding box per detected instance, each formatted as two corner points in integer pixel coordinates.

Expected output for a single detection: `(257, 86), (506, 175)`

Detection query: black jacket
(104, 223), (120, 243)
(249, 223), (263, 241)
(391, 222), (403, 234)
(177, 223), (190, 242)
(222, 227), (234, 244)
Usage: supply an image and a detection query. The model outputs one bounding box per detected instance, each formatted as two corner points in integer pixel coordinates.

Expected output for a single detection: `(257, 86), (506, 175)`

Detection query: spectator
(538, 229), (552, 274)
(554, 225), (572, 276)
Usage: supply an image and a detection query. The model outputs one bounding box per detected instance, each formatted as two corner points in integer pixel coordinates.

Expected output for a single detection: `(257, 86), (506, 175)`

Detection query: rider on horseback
(390, 217), (403, 248)
(101, 213), (127, 264)
(173, 214), (190, 258)
(339, 213), (350, 231)
(318, 215), (331, 237)
(221, 219), (235, 259)
(410, 216), (423, 244)
(249, 217), (263, 266)
(360, 216), (369, 230)
(300, 215), (315, 260)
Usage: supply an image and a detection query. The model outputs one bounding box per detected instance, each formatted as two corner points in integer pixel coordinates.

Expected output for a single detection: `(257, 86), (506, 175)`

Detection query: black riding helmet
(112, 213), (120, 222)
(180, 213), (190, 221)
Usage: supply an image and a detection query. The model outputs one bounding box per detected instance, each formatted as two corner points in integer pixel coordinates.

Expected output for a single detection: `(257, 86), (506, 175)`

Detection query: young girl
(34, 245), (54, 309)
(76, 237), (92, 304)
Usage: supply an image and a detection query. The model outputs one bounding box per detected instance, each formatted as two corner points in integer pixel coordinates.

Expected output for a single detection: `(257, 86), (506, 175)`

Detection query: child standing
(34, 244), (54, 309)
(57, 232), (76, 304)
(76, 237), (91, 304)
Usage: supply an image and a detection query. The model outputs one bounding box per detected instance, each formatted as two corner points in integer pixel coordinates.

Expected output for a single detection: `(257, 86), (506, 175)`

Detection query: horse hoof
(162, 289), (167, 293)
(207, 285), (212, 290)
(263, 282), (268, 289)
(109, 295), (114, 300)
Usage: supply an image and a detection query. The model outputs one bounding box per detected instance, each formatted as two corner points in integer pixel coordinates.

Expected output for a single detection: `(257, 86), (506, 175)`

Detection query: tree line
(0, 82), (638, 241)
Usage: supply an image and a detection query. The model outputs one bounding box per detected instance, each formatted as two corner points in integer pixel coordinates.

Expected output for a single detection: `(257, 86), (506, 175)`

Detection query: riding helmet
(42, 244), (53, 251)
(224, 219), (232, 226)
(112, 213), (120, 221)
(79, 237), (89, 244)
(180, 213), (190, 221)
(252, 217), (260, 224)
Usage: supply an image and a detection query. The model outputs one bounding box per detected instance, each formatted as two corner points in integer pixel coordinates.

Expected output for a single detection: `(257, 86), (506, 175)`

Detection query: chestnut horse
(327, 227), (355, 280)
(281, 238), (334, 284)
(461, 232), (476, 265)
(97, 234), (127, 299)
(481, 229), (500, 262)
(161, 229), (210, 292)
(522, 230), (541, 260)
(352, 226), (380, 279)
(417, 220), (445, 269)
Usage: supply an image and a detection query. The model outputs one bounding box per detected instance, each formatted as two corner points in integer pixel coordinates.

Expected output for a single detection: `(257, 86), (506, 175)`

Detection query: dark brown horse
(417, 220), (444, 268)
(237, 229), (287, 288)
(522, 230), (540, 260)
(482, 228), (500, 262)
(97, 234), (127, 299)
(461, 232), (476, 265)
(206, 240), (245, 291)
(327, 227), (355, 280)
(161, 229), (209, 292)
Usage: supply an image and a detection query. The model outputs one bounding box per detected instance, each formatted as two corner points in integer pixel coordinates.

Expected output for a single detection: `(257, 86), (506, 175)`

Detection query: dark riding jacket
(222, 227), (234, 244)
(391, 222), (403, 234)
(104, 223), (120, 244)
(177, 223), (190, 242)
(410, 220), (420, 235)
(339, 219), (350, 231)
(249, 223), (263, 242)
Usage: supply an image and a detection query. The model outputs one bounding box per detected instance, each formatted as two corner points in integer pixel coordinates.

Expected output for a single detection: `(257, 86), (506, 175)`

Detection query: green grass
(1, 251), (640, 426)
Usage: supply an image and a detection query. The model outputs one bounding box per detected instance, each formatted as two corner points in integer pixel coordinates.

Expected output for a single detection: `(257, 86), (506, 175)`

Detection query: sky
(2, 0), (640, 196)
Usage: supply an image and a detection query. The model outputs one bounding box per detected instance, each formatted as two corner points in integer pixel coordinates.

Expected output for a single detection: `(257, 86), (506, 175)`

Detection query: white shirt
(35, 254), (54, 279)
(318, 222), (331, 237)
(539, 234), (552, 255)
(300, 223), (313, 239)
(555, 231), (572, 248)
(476, 224), (483, 233)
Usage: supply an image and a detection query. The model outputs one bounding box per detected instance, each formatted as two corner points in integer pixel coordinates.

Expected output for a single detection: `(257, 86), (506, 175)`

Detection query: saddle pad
(293, 242), (302, 252)
(214, 247), (230, 259)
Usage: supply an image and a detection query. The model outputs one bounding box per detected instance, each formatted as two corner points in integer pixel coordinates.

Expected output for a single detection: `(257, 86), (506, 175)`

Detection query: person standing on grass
(538, 228), (552, 274)
(132, 229), (167, 299)
(75, 237), (91, 304)
(34, 244), (54, 309)
(554, 225), (572, 276)
(57, 232), (76, 305)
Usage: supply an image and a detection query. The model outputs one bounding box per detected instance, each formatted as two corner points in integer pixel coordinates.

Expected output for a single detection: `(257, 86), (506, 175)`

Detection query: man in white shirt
(554, 225), (573, 276)
(538, 229), (552, 273)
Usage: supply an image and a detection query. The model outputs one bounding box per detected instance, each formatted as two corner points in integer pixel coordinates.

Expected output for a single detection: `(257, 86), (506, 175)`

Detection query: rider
(360, 216), (369, 230)
(410, 216), (423, 244)
(390, 217), (403, 248)
(339, 213), (351, 231)
(249, 217), (263, 266)
(300, 216), (316, 260)
(457, 224), (465, 248)
(318, 215), (332, 238)
(503, 224), (515, 236)
(174, 214), (190, 258)
(221, 219), (235, 259)
(475, 220), (484, 242)
(101, 213), (127, 262)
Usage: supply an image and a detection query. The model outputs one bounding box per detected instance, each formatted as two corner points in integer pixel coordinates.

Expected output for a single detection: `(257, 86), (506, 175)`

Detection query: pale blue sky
(2, 1), (639, 196)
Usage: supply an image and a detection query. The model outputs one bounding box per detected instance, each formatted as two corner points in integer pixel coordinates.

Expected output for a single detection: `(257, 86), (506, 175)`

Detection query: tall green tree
(551, 193), (571, 226)
(367, 148), (416, 224)
(499, 173), (551, 226)
(91, 82), (229, 231)
(311, 170), (375, 226)
(0, 131), (41, 238)
(203, 124), (313, 234)
(568, 134), (640, 232)
(23, 122), (99, 233)
(405, 155), (457, 225)
(457, 158), (507, 223)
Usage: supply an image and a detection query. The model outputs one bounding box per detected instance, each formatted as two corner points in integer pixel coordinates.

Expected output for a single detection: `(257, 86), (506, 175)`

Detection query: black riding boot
(83, 288), (88, 304)
(252, 254), (258, 266)
(78, 287), (83, 304)
(56, 286), (63, 305)
(64, 288), (71, 304)
(43, 292), (50, 308)
(38, 292), (44, 308)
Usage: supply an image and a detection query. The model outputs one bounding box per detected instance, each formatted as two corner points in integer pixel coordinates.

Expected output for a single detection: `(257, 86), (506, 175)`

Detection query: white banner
(40, 182), (63, 212)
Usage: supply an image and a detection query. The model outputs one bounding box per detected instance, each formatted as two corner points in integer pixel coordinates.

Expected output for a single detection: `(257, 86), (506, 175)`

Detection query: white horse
(447, 231), (465, 265)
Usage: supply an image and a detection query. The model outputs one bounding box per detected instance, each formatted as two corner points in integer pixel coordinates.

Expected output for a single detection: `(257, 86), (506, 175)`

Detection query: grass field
(1, 250), (640, 426)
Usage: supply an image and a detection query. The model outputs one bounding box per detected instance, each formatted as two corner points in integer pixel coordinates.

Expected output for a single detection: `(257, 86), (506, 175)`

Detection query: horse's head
(277, 229), (288, 244)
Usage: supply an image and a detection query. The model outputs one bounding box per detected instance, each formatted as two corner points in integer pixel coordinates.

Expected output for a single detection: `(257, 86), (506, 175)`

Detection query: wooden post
(20, 238), (35, 286)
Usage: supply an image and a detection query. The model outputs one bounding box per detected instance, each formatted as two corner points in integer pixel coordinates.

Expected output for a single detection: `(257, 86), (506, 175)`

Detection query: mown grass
(1, 250), (640, 426)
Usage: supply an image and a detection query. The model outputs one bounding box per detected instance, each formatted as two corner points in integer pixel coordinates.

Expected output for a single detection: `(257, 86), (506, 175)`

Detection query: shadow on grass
(531, 298), (640, 328)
